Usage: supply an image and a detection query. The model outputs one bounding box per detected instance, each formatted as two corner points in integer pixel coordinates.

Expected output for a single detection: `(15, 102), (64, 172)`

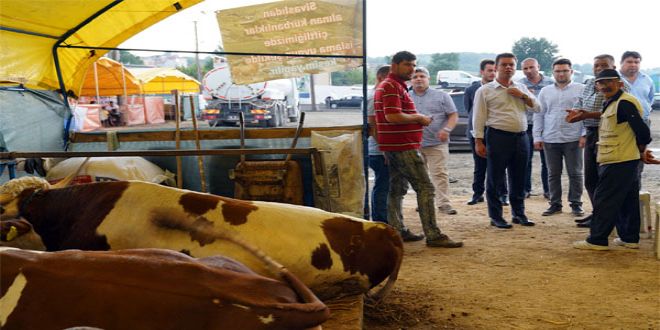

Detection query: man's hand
(475, 139), (487, 158)
(642, 149), (660, 164)
(506, 87), (525, 99)
(438, 130), (450, 142)
(578, 136), (586, 148)
(534, 141), (544, 151)
(418, 115), (432, 126)
(565, 109), (586, 123)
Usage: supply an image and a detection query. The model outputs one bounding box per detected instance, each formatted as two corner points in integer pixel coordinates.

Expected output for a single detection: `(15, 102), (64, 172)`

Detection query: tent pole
(121, 65), (128, 101)
(94, 61), (100, 103)
(189, 95), (207, 192)
(173, 90), (183, 189)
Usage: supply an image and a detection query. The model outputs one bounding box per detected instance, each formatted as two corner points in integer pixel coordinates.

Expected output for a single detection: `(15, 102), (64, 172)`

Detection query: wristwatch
(443, 127), (453, 132)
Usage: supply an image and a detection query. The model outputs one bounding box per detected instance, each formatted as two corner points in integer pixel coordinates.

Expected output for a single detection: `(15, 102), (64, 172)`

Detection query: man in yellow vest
(571, 69), (652, 251)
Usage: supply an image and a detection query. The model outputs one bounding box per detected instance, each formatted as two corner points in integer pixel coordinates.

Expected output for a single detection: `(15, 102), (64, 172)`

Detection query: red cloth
(144, 96), (165, 124)
(374, 73), (423, 151)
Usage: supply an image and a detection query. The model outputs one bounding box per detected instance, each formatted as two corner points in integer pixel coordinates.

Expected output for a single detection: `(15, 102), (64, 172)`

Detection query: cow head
(0, 176), (51, 220)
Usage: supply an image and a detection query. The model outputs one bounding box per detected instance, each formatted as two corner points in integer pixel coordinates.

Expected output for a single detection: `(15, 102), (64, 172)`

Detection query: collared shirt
(519, 74), (553, 123)
(621, 71), (654, 121)
(410, 87), (457, 147)
(573, 78), (631, 128)
(374, 73), (423, 151)
(533, 81), (585, 143)
(472, 79), (541, 139)
(366, 89), (381, 155)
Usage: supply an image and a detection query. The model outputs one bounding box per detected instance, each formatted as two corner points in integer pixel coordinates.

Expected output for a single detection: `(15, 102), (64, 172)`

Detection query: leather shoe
(400, 229), (425, 242)
(542, 205), (562, 216)
(525, 191), (531, 199)
(543, 192), (550, 200)
(467, 195), (484, 205)
(575, 214), (593, 223)
(490, 218), (513, 229)
(512, 216), (535, 226)
(500, 196), (509, 206)
(577, 220), (591, 228)
(571, 205), (585, 216)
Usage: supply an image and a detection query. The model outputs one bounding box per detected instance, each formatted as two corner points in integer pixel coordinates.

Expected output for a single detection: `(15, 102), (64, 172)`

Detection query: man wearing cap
(410, 66), (459, 215)
(566, 54), (630, 228)
(375, 51), (462, 248)
(570, 69), (652, 251)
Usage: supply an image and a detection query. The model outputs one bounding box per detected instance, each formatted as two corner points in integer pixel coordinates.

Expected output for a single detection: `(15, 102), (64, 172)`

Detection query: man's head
(552, 58), (573, 84)
(620, 51), (642, 78)
(593, 54), (616, 76)
(390, 51), (417, 81)
(376, 65), (390, 83)
(109, 101), (114, 105)
(411, 67), (430, 91)
(479, 59), (496, 83)
(594, 69), (623, 99)
(495, 53), (518, 81)
(521, 58), (540, 81)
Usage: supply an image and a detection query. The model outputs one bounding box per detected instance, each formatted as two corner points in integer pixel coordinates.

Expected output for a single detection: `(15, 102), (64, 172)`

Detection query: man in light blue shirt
(620, 51), (654, 125)
(533, 59), (585, 217)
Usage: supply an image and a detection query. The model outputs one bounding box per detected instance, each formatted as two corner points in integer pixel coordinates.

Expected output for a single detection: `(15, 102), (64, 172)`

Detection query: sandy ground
(363, 112), (660, 329)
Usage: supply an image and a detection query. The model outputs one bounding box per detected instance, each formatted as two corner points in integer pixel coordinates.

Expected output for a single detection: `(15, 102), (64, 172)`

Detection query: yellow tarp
(130, 67), (200, 94)
(0, 0), (202, 94)
(80, 58), (142, 96)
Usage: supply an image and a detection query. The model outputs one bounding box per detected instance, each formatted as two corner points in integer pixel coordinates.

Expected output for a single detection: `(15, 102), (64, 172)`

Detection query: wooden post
(189, 95), (207, 192)
(172, 90), (183, 189)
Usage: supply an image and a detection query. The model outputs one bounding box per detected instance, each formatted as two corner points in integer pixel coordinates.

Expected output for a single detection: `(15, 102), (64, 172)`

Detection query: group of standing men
(369, 49), (657, 251)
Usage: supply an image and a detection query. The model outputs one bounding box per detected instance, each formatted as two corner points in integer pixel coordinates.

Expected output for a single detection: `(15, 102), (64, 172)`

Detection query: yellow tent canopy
(0, 0), (202, 94)
(80, 58), (142, 96)
(130, 67), (200, 94)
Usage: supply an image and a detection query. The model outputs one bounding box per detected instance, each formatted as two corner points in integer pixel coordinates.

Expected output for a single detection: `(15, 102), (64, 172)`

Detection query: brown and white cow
(0, 247), (329, 330)
(0, 178), (403, 300)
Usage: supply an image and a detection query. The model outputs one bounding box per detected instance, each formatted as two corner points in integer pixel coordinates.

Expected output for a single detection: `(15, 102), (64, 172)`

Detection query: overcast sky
(121, 0), (660, 69)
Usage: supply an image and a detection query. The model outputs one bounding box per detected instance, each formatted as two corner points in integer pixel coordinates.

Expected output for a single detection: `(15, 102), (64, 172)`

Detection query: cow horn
(50, 157), (91, 189)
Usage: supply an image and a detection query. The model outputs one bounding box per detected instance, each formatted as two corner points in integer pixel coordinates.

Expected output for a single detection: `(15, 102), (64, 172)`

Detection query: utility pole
(194, 21), (202, 85)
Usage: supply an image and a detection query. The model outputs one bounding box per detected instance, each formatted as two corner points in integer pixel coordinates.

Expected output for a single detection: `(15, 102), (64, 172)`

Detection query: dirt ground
(363, 112), (660, 329)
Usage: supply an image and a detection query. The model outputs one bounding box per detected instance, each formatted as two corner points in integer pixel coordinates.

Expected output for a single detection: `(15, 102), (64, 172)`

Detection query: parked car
(326, 94), (363, 108)
(653, 93), (660, 110)
(447, 91), (471, 152)
(436, 70), (480, 88)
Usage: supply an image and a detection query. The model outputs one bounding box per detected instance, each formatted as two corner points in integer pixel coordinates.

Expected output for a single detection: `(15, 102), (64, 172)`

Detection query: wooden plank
(69, 125), (363, 143)
(322, 295), (363, 330)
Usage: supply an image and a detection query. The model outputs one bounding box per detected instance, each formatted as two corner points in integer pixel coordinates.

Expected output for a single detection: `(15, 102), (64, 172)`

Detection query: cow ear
(50, 157), (90, 189)
(1, 219), (34, 241)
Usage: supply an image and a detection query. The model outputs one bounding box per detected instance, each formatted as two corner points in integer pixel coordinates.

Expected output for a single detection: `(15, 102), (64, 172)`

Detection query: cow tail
(366, 246), (402, 302)
(50, 157), (90, 189)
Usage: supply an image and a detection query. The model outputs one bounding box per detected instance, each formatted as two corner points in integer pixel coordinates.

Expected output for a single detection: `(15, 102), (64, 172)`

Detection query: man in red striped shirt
(374, 51), (463, 248)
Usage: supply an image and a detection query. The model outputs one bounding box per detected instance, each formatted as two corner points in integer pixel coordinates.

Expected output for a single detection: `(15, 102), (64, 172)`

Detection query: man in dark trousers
(472, 53), (541, 229)
(571, 69), (652, 250)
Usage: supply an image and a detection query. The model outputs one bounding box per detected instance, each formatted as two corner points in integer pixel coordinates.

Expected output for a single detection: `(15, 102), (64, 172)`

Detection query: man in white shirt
(473, 53), (541, 229)
(533, 58), (585, 217)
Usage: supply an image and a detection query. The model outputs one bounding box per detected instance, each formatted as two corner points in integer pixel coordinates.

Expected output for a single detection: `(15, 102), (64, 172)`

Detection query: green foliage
(511, 37), (559, 71)
(331, 68), (367, 85)
(427, 53), (459, 79)
(119, 51), (143, 65)
(177, 57), (214, 80)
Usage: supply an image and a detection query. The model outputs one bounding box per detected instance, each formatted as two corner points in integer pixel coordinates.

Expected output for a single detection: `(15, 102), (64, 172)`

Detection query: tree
(511, 37), (558, 72)
(427, 53), (459, 79)
(331, 68), (364, 86)
(177, 57), (214, 80)
(119, 50), (144, 65)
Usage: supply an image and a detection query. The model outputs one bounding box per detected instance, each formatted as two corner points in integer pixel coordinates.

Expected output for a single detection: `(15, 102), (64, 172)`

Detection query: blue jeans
(526, 125), (548, 194)
(368, 154), (389, 223)
(0, 162), (17, 180)
(485, 128), (529, 221)
(384, 149), (442, 240)
(587, 160), (640, 246)
(469, 135), (507, 198)
(543, 141), (583, 207)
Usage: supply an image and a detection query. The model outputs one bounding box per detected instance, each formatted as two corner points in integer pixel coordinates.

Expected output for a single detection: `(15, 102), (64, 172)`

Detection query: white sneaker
(573, 240), (609, 251)
(612, 238), (639, 249)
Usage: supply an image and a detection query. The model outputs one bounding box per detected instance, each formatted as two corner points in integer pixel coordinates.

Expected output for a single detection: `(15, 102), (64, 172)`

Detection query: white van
(436, 70), (480, 88)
